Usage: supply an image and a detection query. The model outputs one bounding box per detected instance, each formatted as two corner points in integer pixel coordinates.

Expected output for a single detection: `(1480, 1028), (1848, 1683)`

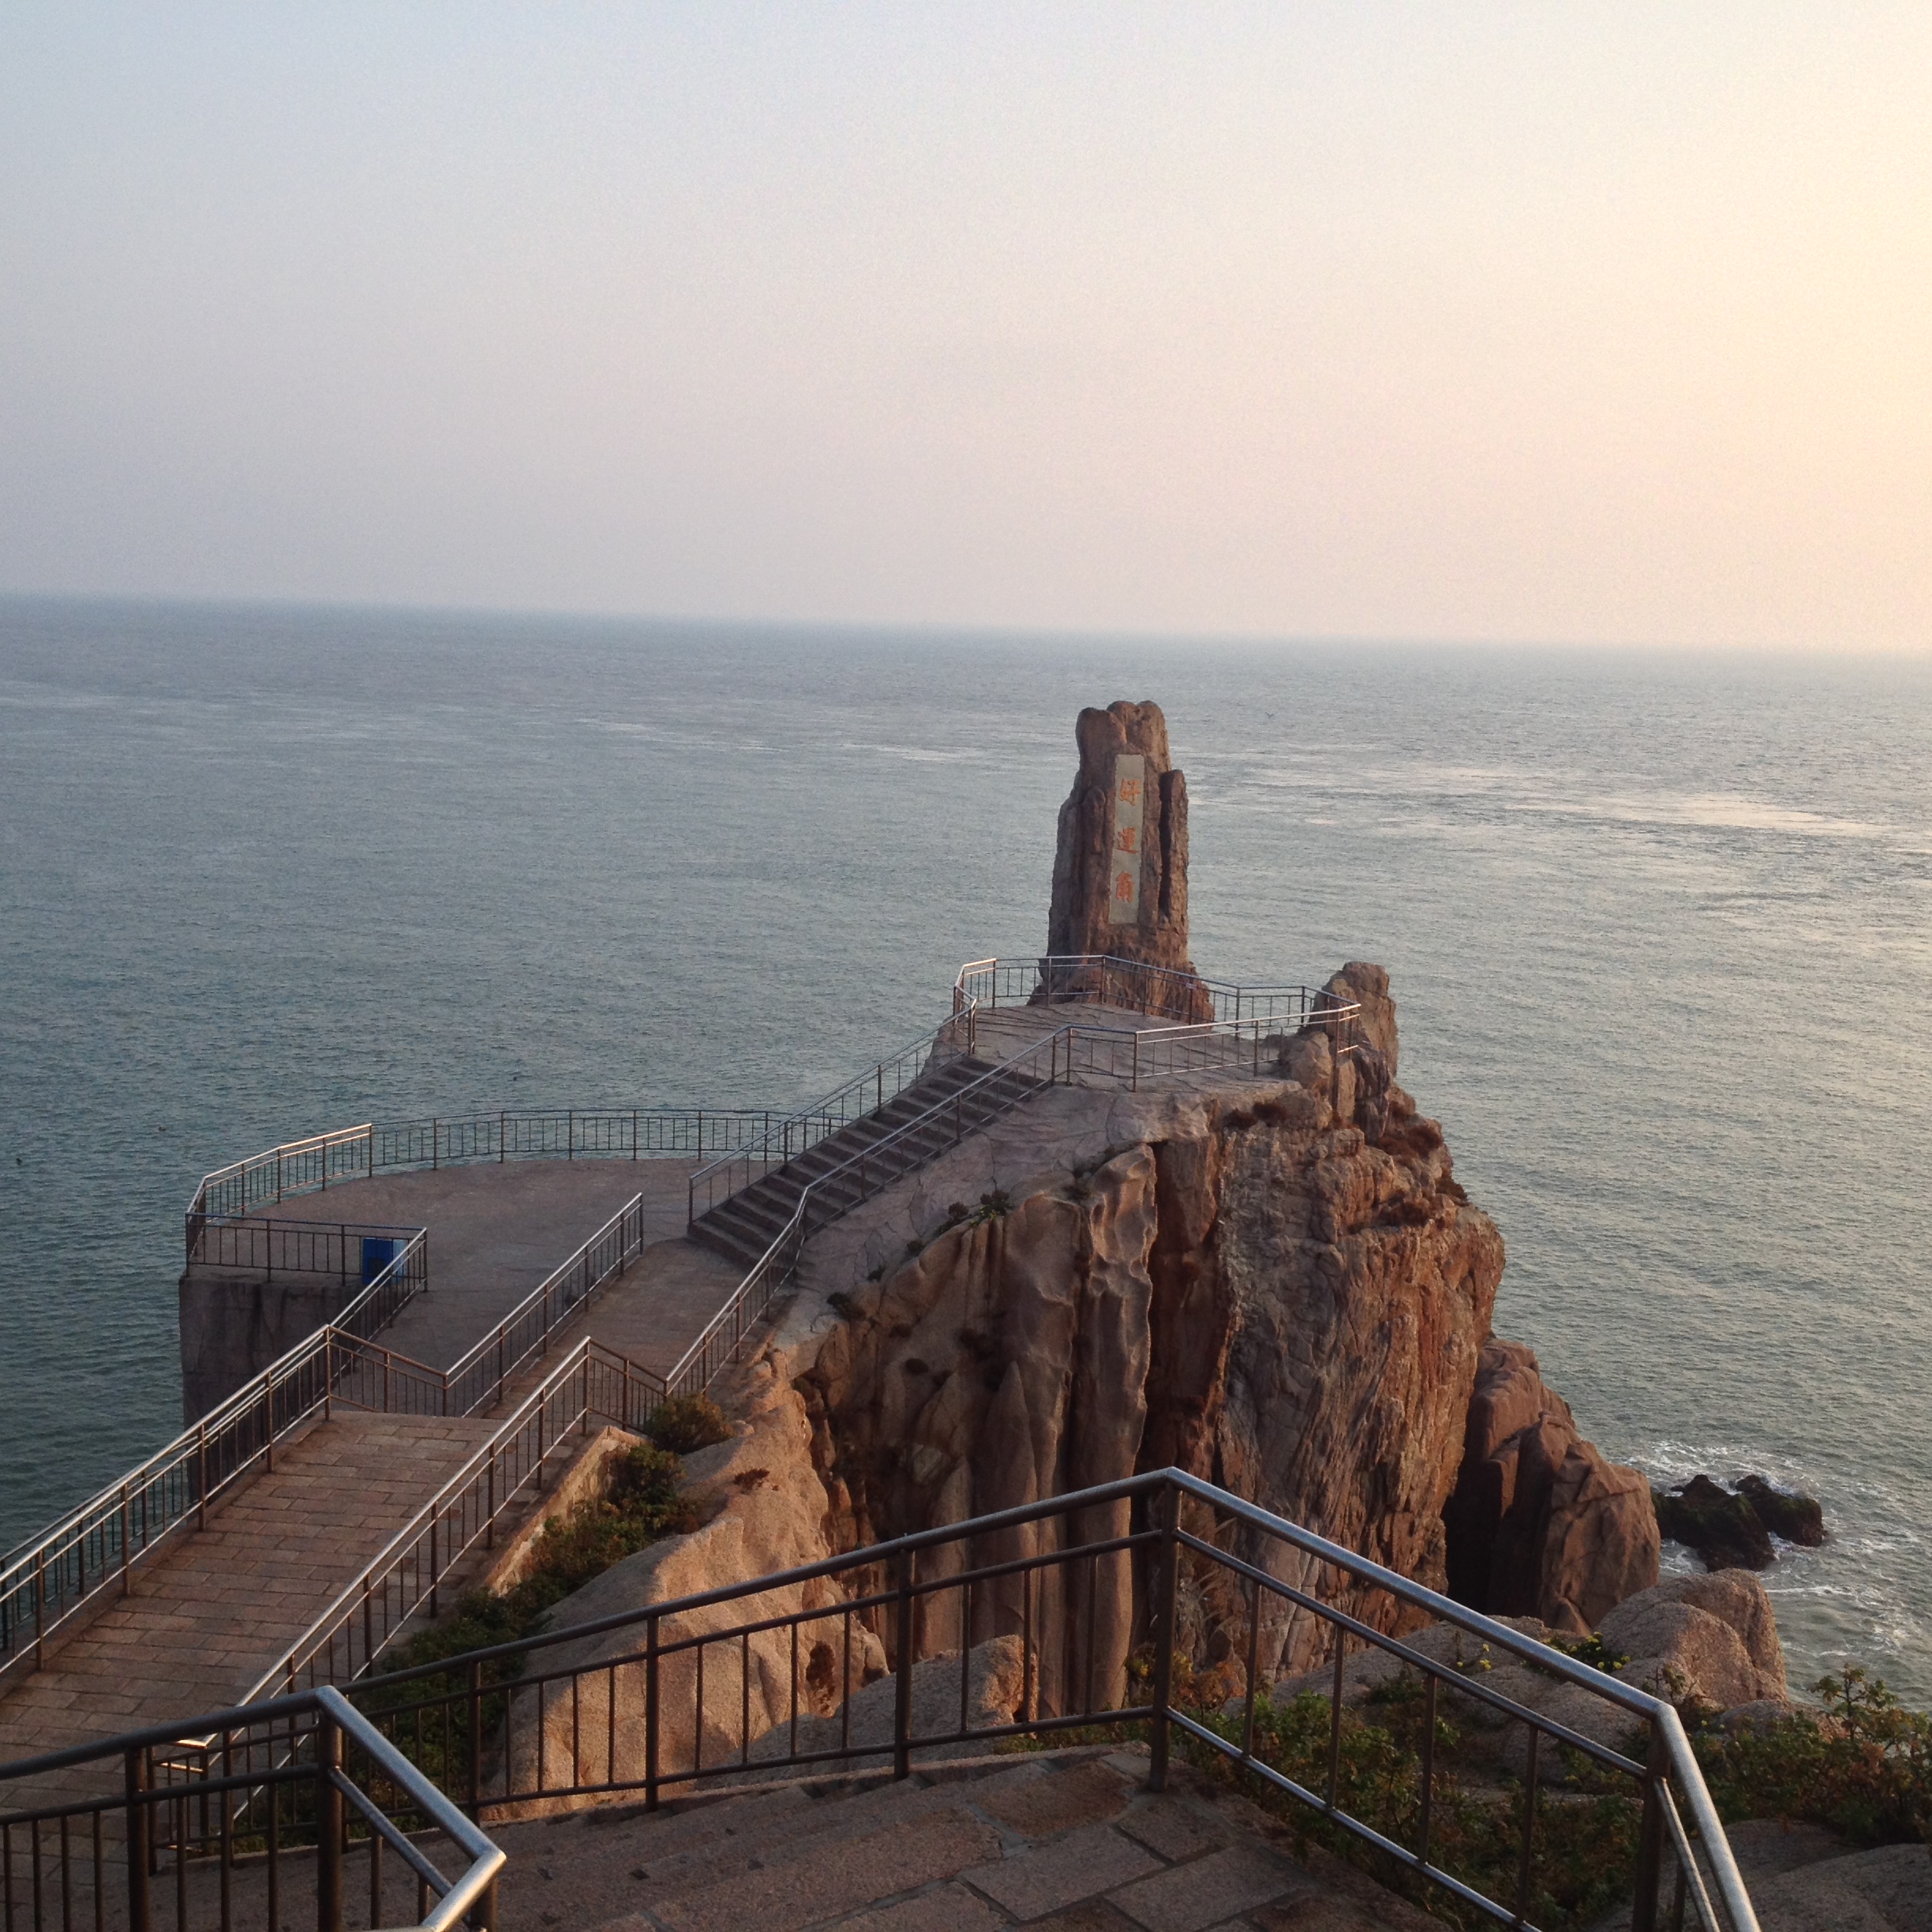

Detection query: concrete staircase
(480, 1743), (1433, 1932)
(688, 1053), (1039, 1269)
(0, 1410), (496, 1818)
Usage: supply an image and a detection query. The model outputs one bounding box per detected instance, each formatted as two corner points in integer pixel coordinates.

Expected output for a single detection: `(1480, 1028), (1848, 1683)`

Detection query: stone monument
(1041, 701), (1212, 1017)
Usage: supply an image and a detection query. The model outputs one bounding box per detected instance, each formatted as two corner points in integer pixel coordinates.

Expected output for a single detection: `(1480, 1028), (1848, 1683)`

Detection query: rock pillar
(1042, 701), (1211, 1017)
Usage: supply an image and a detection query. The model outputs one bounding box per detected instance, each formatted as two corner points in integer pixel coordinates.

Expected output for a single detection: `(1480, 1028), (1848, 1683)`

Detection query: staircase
(688, 1051), (1038, 1268)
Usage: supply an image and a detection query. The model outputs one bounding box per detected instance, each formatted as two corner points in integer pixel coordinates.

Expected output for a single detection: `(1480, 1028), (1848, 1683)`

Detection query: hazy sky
(2, 5), (1927, 649)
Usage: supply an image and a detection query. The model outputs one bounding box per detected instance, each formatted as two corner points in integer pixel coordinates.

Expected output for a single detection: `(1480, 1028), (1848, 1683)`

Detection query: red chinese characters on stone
(1117, 777), (1141, 807)
(1114, 826), (1138, 854)
(1114, 869), (1136, 902)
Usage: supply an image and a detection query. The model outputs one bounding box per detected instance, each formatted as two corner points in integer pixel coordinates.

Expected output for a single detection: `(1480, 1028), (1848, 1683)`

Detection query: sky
(2, 4), (1927, 650)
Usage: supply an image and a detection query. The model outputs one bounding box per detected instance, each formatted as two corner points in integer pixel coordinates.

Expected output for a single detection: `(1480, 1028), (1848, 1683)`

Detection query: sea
(2, 597), (1928, 1702)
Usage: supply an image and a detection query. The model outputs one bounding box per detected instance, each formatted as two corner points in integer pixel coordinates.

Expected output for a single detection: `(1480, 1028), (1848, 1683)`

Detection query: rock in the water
(1655, 1473), (1776, 1571)
(1443, 1339), (1660, 1631)
(1042, 701), (1211, 1016)
(1737, 1473), (1826, 1547)
(1596, 1569), (1788, 1714)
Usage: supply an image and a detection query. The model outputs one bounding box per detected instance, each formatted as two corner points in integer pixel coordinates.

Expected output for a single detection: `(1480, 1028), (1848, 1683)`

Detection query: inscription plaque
(1106, 754), (1144, 926)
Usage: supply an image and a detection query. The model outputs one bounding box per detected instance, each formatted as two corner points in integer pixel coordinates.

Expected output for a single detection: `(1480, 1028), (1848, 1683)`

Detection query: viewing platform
(0, 956), (1362, 1831)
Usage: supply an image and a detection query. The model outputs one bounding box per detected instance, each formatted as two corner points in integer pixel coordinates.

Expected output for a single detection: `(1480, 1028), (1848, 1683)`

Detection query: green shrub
(354, 1443), (700, 1789)
(1694, 1668), (1932, 1847)
(643, 1392), (732, 1455)
(1181, 1689), (1642, 1932)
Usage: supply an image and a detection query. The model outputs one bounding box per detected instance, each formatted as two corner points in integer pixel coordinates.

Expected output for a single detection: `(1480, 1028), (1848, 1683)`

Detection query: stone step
(481, 1746), (1437, 1932)
(688, 1058), (1009, 1270)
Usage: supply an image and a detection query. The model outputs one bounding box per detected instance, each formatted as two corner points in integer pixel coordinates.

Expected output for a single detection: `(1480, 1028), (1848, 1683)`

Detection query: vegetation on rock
(1653, 1475), (1775, 1570)
(355, 1442), (699, 1780)
(1735, 1473), (1826, 1547)
(642, 1391), (732, 1455)
(1694, 1668), (1931, 1848)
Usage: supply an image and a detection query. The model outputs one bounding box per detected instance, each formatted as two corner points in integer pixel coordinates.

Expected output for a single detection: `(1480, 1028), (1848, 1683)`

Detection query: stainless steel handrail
(0, 1230), (427, 1677)
(249, 1338), (662, 1700)
(314, 1686), (506, 1932)
(322, 1467), (1753, 1931)
(186, 1106), (777, 1258)
(439, 1193), (651, 1413)
(685, 1022), (968, 1212)
(0, 1682), (505, 1932)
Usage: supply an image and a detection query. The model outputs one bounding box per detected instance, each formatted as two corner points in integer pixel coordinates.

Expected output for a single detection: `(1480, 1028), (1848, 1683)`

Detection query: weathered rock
(795, 990), (1507, 1697)
(1042, 701), (1211, 1017)
(1595, 1570), (1787, 1713)
(741, 1634), (1027, 1772)
(1443, 1339), (1659, 1631)
(1655, 1474), (1776, 1571)
(1737, 1473), (1826, 1547)
(493, 1373), (864, 1814)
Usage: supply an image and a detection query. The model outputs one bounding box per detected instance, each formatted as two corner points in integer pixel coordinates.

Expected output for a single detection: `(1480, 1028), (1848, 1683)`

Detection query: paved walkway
(260, 1158), (704, 1371)
(582, 1237), (747, 1380)
(485, 1745), (1431, 1932)
(0, 1410), (494, 1816)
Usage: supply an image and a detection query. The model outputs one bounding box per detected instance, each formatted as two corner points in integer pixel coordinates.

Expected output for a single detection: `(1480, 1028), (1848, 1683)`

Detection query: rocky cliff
(1443, 1338), (1660, 1632)
(519, 959), (1662, 1780)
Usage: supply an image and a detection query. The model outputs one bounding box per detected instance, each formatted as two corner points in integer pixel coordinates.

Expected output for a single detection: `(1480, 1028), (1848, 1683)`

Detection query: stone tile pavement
(481, 1744), (1436, 1932)
(0, 1410), (494, 1816)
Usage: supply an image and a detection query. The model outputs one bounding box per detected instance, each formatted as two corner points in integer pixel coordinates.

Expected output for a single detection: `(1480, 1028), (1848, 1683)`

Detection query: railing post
(1148, 1484), (1180, 1792)
(197, 1422), (208, 1531)
(1630, 1721), (1672, 1932)
(500, 1110), (506, 1163)
(645, 1612), (661, 1811)
(432, 1120), (439, 1171)
(316, 1708), (344, 1932)
(428, 1510), (440, 1619)
(567, 1109), (575, 1160)
(467, 1658), (484, 1814)
(119, 1484), (133, 1597)
(263, 1365), (275, 1473)
(32, 1548), (46, 1669)
(893, 1549), (915, 1780)
(125, 1747), (152, 1932)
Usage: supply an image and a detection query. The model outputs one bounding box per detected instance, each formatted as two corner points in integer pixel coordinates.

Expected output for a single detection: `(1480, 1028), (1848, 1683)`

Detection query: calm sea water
(3, 598), (1929, 1700)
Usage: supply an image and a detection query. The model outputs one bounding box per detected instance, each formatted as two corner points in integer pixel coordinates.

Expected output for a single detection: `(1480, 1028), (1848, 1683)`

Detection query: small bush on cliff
(1694, 1668), (1932, 1847)
(642, 1392), (732, 1455)
(1181, 1689), (1642, 1931)
(353, 1443), (700, 1788)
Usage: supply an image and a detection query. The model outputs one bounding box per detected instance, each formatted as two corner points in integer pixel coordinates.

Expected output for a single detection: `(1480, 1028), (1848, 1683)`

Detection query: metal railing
(0, 1470), (1756, 1932)
(0, 1683), (504, 1932)
(0, 1234), (426, 1685)
(437, 1193), (653, 1416)
(186, 1107), (777, 1262)
(250, 1339), (665, 1702)
(186, 1215), (426, 1282)
(685, 1024), (971, 1219)
(955, 953), (1342, 1028)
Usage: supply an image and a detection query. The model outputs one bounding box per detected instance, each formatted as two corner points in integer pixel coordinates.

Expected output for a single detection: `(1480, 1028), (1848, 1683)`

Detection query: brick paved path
(0, 1411), (492, 1816)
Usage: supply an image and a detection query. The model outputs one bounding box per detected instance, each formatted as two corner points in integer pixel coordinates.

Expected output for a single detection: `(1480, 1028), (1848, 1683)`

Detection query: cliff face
(1443, 1339), (1660, 1632)
(528, 960), (1657, 1756)
(794, 965), (1508, 1691)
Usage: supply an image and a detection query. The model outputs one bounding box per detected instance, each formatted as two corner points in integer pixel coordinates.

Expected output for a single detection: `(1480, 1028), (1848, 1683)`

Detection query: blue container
(361, 1236), (408, 1288)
